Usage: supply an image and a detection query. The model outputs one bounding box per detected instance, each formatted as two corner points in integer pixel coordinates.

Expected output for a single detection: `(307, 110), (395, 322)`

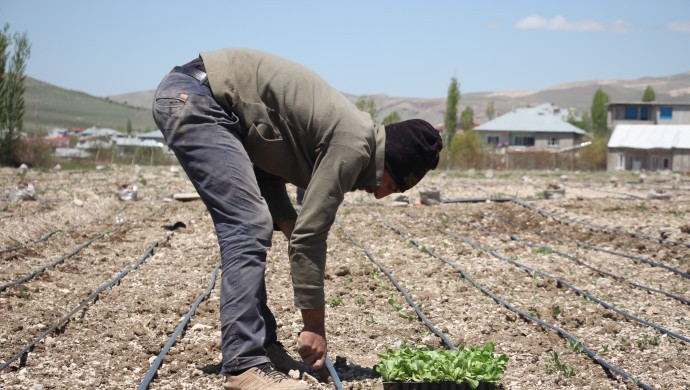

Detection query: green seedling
(327, 296), (344, 307)
(567, 339), (583, 354)
(551, 305), (561, 319)
(375, 342), (509, 387)
(388, 294), (404, 311)
(355, 297), (365, 306)
(636, 203), (648, 212)
(544, 352), (576, 378)
(398, 311), (415, 323)
(600, 344), (609, 356)
(532, 247), (554, 255)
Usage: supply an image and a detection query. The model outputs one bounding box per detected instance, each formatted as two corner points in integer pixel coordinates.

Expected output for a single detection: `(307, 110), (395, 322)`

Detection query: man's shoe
(223, 363), (307, 390)
(266, 342), (308, 373)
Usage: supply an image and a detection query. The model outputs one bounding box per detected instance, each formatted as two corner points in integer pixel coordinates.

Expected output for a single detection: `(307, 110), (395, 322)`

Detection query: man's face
(358, 170), (400, 199)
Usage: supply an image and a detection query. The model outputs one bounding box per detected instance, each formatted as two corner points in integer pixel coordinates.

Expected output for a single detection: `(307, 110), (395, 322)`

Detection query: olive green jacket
(201, 48), (385, 309)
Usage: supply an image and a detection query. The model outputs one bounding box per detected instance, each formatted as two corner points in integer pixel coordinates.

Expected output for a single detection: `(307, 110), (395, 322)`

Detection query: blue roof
(476, 106), (586, 134)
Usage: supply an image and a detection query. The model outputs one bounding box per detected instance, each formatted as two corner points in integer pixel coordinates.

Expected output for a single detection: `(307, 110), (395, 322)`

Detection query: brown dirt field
(1, 166), (689, 389)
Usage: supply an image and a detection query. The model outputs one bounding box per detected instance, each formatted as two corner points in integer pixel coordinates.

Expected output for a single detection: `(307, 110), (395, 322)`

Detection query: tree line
(0, 23), (31, 166)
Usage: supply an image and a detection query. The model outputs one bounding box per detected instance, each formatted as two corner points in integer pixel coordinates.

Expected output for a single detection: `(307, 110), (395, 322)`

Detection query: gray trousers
(152, 61), (277, 374)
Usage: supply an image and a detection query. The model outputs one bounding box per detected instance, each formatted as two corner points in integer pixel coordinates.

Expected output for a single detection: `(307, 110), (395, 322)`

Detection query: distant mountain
(23, 71), (690, 133)
(22, 77), (157, 133)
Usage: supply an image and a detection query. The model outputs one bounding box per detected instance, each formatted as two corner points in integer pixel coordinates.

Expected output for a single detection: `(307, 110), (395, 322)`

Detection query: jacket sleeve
(289, 143), (370, 309)
(254, 167), (298, 227)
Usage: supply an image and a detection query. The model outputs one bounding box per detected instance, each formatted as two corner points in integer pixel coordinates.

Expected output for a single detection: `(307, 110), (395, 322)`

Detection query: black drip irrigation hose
(575, 241), (690, 280)
(512, 198), (690, 249)
(0, 233), (171, 371)
(335, 220), (457, 350)
(374, 214), (656, 390)
(0, 224), (124, 293)
(138, 260), (221, 389)
(0, 229), (60, 255)
(0, 205), (128, 255)
(434, 225), (690, 345)
(442, 197), (515, 204)
(487, 213), (690, 303)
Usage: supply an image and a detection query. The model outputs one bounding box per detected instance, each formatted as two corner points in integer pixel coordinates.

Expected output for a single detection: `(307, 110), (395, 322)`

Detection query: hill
(21, 71), (690, 133)
(22, 77), (157, 133)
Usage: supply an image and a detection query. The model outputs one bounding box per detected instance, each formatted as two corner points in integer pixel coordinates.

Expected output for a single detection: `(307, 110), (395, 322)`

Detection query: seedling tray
(383, 382), (496, 390)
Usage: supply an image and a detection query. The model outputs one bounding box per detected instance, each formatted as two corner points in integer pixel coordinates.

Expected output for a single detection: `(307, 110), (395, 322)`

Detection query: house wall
(608, 103), (690, 128)
(607, 147), (689, 172)
(478, 131), (578, 150)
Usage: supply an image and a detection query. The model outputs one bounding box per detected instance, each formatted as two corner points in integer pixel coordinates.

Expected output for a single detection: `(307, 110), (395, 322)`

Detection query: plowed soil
(1, 166), (689, 389)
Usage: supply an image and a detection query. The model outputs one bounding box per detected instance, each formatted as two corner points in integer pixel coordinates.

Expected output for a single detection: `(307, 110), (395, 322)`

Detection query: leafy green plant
(636, 203), (648, 212)
(375, 343), (509, 388)
(355, 297), (365, 306)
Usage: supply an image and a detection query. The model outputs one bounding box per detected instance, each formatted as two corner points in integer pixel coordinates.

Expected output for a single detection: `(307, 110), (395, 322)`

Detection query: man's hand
(297, 308), (326, 370)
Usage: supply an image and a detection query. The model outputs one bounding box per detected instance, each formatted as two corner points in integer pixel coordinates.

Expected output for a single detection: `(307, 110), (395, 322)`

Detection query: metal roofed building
(474, 104), (587, 151)
(607, 124), (690, 171)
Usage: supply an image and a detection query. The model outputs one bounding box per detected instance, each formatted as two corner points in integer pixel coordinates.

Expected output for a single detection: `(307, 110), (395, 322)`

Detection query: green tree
(381, 111), (401, 126)
(460, 106), (474, 131)
(126, 118), (133, 136)
(0, 23), (31, 166)
(451, 129), (484, 169)
(485, 100), (496, 121)
(443, 77), (460, 168)
(590, 87), (610, 139)
(642, 86), (656, 102)
(355, 96), (378, 122)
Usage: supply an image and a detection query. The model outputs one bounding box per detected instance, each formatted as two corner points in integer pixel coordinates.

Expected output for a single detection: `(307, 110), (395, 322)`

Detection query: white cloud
(611, 20), (633, 34)
(516, 15), (604, 32)
(487, 20), (503, 29)
(667, 21), (690, 32)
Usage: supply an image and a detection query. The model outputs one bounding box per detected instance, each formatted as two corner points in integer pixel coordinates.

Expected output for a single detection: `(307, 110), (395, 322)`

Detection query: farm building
(607, 124), (690, 171)
(474, 104), (587, 151)
(608, 101), (690, 128)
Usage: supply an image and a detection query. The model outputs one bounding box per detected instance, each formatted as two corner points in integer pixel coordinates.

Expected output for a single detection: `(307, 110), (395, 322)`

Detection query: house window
(624, 107), (638, 120)
(486, 136), (500, 145)
(660, 107), (673, 120)
(513, 136), (535, 146)
(617, 155), (626, 170)
(548, 137), (559, 146)
(640, 107), (649, 120)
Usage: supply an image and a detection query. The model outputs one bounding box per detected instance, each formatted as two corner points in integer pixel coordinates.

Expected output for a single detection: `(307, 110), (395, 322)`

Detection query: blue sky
(2, 0), (689, 99)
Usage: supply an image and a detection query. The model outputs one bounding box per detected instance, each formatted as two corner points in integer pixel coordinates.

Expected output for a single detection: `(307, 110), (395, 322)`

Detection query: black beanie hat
(384, 119), (443, 192)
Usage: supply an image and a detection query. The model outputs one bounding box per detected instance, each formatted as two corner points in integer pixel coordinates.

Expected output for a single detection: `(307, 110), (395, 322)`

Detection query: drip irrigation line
(335, 220), (457, 350)
(325, 354), (343, 390)
(435, 226), (690, 345)
(454, 212), (690, 307)
(512, 198), (690, 249)
(0, 233), (171, 371)
(1, 229), (60, 255)
(0, 205), (128, 255)
(374, 214), (655, 390)
(516, 238), (690, 306)
(575, 242), (690, 280)
(138, 260), (221, 390)
(0, 224), (124, 293)
(442, 197), (515, 204)
(489, 213), (690, 289)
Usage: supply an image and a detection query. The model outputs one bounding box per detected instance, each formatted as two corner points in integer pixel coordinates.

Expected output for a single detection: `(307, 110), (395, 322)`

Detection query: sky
(2, 0), (689, 99)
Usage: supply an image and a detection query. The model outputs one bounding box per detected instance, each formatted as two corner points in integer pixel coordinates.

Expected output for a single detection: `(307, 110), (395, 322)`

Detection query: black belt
(172, 64), (209, 86)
